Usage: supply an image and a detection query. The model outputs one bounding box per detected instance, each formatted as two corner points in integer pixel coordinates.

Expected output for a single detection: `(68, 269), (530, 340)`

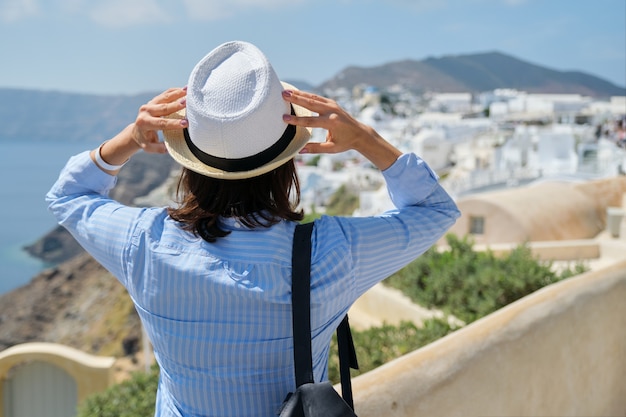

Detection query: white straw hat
(163, 41), (312, 179)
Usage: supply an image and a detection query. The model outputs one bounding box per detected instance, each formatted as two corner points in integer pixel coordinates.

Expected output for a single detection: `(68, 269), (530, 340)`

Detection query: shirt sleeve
(46, 151), (149, 284)
(311, 153), (460, 303)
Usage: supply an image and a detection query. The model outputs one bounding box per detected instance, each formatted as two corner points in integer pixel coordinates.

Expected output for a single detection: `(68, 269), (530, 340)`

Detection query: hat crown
(162, 40), (311, 179)
(186, 41), (290, 160)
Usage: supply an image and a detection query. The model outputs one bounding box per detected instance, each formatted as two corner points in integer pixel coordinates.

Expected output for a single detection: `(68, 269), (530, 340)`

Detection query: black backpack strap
(291, 222), (358, 410)
(337, 315), (359, 409)
(292, 222), (315, 387)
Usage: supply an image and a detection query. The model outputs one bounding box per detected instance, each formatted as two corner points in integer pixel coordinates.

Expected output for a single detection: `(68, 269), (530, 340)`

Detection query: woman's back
(126, 215), (349, 415)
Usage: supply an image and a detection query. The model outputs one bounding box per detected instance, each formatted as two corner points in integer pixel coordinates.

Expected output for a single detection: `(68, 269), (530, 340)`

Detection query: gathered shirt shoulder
(46, 151), (460, 417)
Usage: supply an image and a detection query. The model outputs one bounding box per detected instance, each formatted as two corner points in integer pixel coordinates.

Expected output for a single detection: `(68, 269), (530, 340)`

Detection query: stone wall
(349, 259), (626, 416)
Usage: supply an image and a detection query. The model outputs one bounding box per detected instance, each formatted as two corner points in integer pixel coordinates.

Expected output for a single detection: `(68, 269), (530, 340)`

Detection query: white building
(487, 92), (592, 121)
(429, 93), (473, 113)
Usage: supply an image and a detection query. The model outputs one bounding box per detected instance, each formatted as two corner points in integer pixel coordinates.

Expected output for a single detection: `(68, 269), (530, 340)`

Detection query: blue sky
(1, 0), (624, 95)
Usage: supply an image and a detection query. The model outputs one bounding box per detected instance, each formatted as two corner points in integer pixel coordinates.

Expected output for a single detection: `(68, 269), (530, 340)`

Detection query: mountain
(1, 51), (624, 142)
(319, 51), (626, 97)
(0, 89), (156, 142)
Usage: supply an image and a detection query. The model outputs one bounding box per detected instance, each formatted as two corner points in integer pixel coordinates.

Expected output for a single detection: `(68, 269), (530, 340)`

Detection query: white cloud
(180, 0), (304, 21)
(0, 0), (40, 22)
(179, 0), (231, 20)
(0, 0), (306, 26)
(88, 0), (171, 28)
(58, 0), (88, 14)
(386, 0), (448, 13)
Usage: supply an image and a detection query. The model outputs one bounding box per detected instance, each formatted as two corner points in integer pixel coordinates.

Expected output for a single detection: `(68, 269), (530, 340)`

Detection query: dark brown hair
(167, 160), (304, 242)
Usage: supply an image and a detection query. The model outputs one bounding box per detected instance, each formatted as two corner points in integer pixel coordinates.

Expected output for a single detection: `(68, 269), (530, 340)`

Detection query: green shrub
(302, 210), (322, 224)
(305, 155), (321, 166)
(76, 365), (159, 417)
(384, 234), (587, 323)
(326, 184), (359, 216)
(328, 318), (458, 383)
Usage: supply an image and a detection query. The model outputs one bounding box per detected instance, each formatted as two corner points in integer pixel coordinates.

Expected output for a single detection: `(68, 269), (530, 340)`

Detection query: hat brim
(162, 82), (312, 180)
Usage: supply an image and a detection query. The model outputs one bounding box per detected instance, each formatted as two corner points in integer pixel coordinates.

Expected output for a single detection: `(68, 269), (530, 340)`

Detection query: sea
(0, 140), (99, 295)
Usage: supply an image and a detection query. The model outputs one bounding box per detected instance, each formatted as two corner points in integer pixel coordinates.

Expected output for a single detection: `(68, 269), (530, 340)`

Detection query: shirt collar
(218, 214), (283, 231)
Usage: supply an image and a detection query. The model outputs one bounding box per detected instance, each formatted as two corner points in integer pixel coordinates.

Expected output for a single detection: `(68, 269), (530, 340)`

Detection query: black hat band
(183, 106), (297, 173)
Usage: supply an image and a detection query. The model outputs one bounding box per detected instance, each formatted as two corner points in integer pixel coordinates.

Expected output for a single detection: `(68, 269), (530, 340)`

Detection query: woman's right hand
(92, 88), (188, 174)
(282, 89), (402, 171)
(132, 87), (188, 153)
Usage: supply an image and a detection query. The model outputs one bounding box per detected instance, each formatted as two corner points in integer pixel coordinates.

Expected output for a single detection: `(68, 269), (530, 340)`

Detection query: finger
(141, 97), (187, 118)
(141, 141), (168, 154)
(300, 141), (339, 155)
(136, 111), (188, 131)
(282, 89), (332, 113)
(286, 89), (330, 103)
(149, 87), (187, 105)
(283, 113), (327, 130)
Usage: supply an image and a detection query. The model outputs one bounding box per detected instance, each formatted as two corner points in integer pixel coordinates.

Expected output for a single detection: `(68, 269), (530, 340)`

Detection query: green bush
(328, 318), (458, 383)
(76, 365), (159, 417)
(384, 234), (587, 323)
(325, 184), (359, 216)
(305, 155), (321, 166)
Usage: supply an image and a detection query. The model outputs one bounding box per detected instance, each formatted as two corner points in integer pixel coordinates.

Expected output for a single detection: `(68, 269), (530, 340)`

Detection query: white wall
(349, 260), (626, 417)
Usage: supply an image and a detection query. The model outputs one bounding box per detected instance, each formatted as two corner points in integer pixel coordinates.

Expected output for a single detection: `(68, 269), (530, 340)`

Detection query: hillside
(0, 252), (140, 355)
(0, 89), (155, 142)
(319, 51), (626, 97)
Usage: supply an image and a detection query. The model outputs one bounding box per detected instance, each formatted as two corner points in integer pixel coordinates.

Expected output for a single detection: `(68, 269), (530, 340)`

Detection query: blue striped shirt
(46, 151), (459, 416)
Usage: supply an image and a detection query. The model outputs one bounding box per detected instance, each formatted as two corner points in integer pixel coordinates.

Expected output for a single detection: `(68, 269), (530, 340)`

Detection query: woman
(47, 41), (460, 416)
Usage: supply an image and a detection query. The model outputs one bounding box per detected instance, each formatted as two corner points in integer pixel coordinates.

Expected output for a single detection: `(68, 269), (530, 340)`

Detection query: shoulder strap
(337, 315), (358, 409)
(291, 222), (359, 409)
(291, 222), (315, 386)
